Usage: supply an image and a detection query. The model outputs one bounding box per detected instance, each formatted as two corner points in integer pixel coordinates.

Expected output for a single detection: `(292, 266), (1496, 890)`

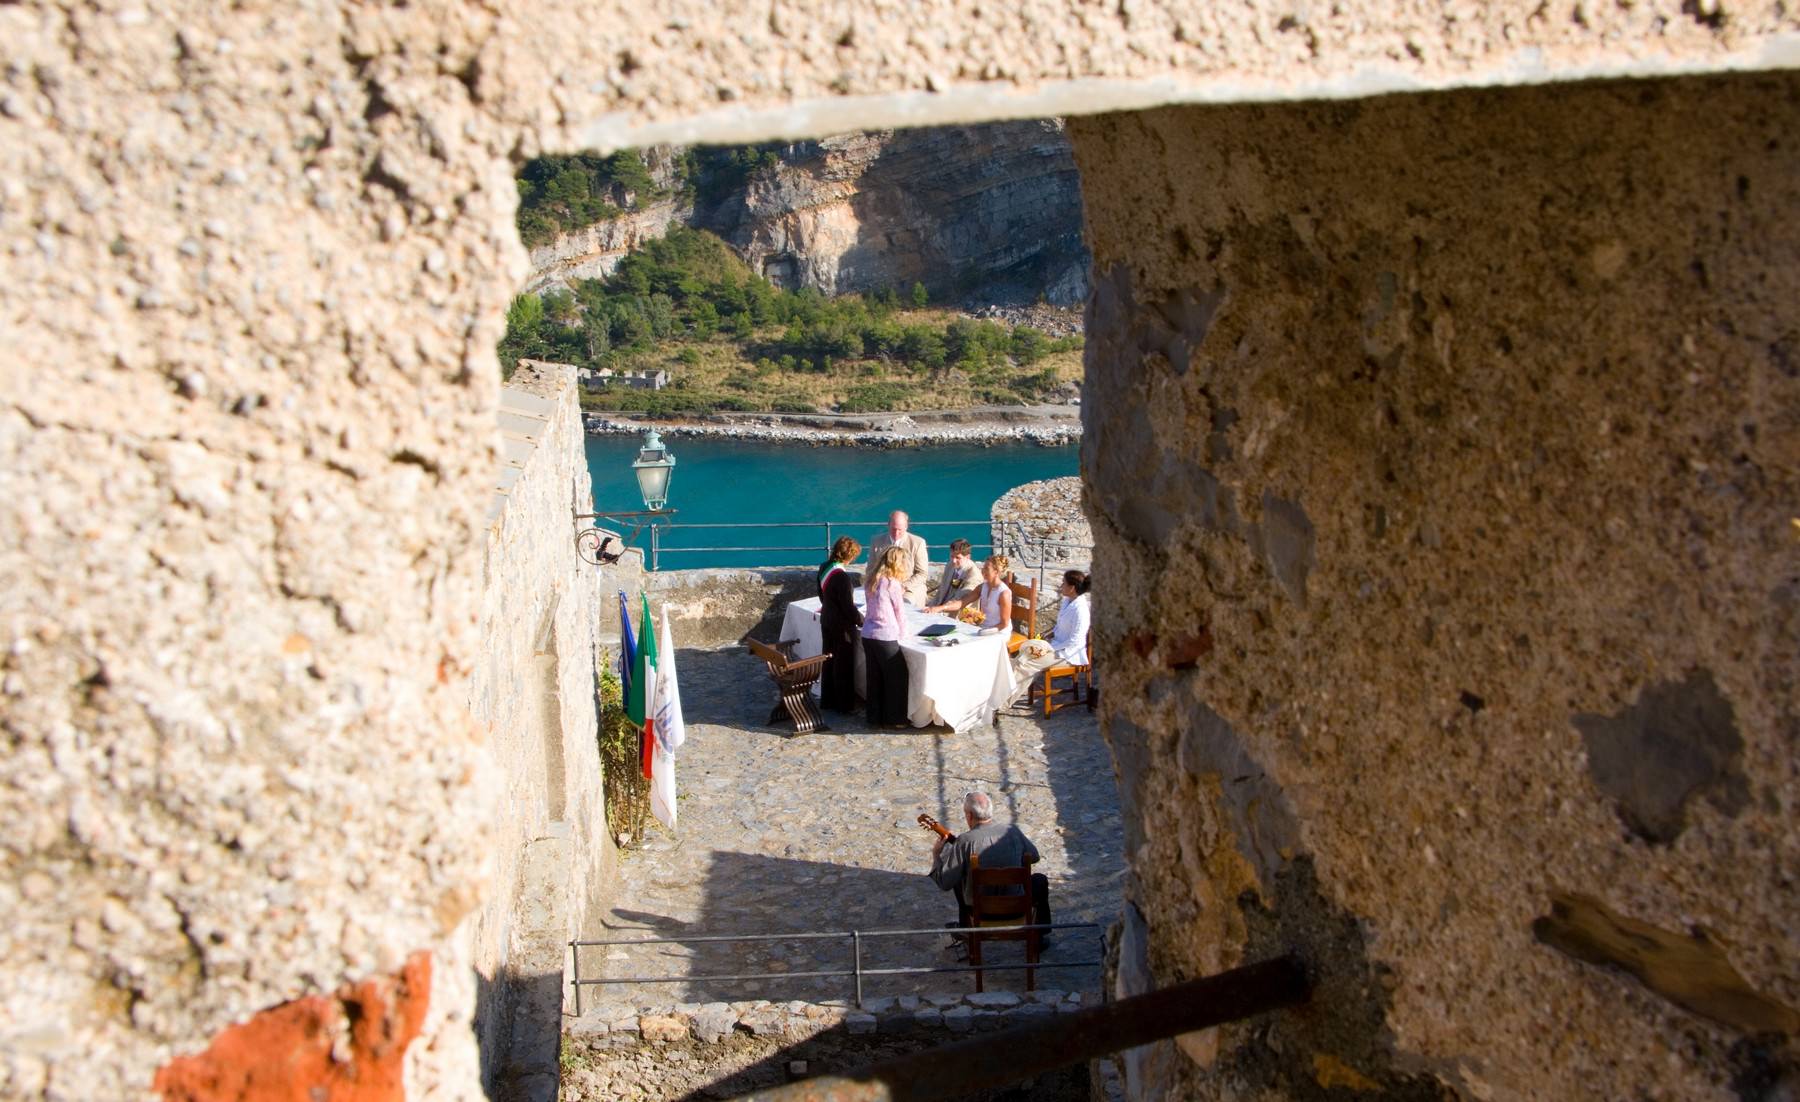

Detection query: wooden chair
(1003, 578), (1038, 657)
(746, 638), (830, 735)
(965, 855), (1041, 993)
(1031, 631), (1092, 717)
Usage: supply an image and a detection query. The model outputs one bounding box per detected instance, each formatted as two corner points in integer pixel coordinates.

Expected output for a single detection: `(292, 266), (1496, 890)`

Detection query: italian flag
(629, 592), (658, 780)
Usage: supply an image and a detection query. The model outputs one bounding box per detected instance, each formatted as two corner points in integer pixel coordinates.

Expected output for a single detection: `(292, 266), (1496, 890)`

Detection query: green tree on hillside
(499, 223), (1077, 412)
(515, 152), (665, 247)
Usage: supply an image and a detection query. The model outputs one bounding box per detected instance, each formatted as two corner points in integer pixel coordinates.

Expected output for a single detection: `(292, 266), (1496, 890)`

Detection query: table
(780, 590), (1016, 733)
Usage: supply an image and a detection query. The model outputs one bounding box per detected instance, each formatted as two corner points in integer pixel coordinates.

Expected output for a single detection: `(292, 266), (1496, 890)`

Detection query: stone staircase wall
(467, 362), (616, 1101)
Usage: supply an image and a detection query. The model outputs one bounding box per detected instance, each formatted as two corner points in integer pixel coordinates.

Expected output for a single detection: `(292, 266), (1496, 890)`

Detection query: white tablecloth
(779, 590), (1016, 733)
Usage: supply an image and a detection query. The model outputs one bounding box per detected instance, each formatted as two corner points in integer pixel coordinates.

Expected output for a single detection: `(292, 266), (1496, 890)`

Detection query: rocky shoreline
(584, 406), (1081, 448)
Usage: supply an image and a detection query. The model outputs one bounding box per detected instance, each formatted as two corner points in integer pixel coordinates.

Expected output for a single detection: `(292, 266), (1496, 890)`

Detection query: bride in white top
(1004, 569), (1091, 706)
(964, 554), (1014, 635)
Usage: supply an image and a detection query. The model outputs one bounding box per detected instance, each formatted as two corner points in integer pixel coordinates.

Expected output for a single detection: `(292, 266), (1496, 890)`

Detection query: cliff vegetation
(517, 151), (652, 248)
(499, 226), (1081, 415)
(519, 123), (1087, 309)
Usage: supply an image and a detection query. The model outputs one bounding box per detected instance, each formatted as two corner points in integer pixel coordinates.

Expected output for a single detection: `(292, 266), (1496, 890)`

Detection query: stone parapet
(991, 477), (1094, 596)
(646, 567), (819, 648)
(465, 361), (613, 1097)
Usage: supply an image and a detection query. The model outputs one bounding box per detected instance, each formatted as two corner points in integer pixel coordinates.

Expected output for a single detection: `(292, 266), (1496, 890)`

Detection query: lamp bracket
(575, 509), (676, 567)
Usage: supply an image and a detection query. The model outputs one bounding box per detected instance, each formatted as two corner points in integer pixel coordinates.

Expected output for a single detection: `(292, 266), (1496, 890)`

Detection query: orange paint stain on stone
(154, 952), (432, 1102)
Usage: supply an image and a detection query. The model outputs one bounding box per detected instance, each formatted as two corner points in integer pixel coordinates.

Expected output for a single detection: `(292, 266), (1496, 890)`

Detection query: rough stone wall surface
(4, 1), (1796, 1098)
(557, 2), (1800, 149)
(0, 5), (516, 1098)
(1070, 73), (1799, 1101)
(466, 363), (611, 1097)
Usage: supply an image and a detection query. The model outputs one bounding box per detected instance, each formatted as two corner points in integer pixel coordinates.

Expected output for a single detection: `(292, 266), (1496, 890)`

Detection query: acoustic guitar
(917, 813), (955, 843)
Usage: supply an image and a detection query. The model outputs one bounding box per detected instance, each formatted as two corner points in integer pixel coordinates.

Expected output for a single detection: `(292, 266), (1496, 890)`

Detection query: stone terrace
(571, 645), (1121, 1017)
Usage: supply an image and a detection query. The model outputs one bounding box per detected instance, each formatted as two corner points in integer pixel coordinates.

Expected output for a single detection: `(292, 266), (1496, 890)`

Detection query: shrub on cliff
(838, 383), (911, 412)
(515, 151), (661, 247)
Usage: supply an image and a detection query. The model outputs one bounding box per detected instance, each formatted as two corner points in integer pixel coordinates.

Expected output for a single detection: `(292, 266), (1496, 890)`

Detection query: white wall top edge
(578, 33), (1800, 153)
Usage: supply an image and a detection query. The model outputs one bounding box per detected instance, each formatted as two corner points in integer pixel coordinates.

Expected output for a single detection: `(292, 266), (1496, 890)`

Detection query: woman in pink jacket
(860, 545), (914, 728)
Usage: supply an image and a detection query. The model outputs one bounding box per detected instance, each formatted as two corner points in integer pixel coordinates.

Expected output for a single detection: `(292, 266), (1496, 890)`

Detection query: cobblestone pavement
(575, 646), (1123, 1013)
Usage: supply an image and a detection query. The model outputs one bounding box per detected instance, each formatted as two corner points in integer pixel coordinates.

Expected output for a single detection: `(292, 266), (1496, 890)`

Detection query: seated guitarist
(924, 791), (1052, 946)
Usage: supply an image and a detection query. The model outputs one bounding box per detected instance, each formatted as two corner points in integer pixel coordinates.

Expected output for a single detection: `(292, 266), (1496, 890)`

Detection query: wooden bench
(746, 638), (831, 735)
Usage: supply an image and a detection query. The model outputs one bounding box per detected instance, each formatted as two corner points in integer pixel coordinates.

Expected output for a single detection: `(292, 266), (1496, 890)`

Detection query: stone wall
(990, 476), (1093, 575)
(4, 2), (1797, 1098)
(1071, 73), (1800, 1101)
(647, 569), (819, 649)
(464, 362), (615, 1099)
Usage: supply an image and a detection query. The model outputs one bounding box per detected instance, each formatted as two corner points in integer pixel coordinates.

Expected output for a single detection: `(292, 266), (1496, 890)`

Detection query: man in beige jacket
(869, 510), (930, 606)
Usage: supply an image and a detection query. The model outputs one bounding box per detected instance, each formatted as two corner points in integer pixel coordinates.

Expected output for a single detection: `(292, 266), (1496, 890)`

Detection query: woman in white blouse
(961, 554), (1014, 635)
(1003, 569), (1090, 707)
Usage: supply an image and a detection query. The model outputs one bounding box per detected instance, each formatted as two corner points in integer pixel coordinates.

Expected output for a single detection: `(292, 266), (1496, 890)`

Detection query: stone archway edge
(579, 40), (1800, 152)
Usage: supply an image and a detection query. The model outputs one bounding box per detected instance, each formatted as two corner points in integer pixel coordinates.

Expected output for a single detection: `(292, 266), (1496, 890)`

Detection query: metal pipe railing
(568, 921), (1102, 1014)
(733, 956), (1312, 1102)
(633, 519), (1000, 571)
(588, 516), (1095, 574)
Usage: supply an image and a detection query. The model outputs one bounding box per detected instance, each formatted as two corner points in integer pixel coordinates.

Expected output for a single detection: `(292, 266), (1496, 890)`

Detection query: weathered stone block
(692, 1004), (737, 1044)
(966, 992), (1022, 1008)
(566, 1015), (611, 1037)
(739, 1012), (788, 1038)
(845, 1012), (877, 1036)
(638, 1015), (688, 1043)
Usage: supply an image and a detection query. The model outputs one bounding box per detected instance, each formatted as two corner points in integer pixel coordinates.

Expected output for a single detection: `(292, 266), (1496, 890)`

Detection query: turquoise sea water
(584, 435), (1080, 569)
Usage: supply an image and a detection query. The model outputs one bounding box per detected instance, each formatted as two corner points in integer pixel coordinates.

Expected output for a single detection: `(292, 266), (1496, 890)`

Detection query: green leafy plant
(596, 656), (649, 848)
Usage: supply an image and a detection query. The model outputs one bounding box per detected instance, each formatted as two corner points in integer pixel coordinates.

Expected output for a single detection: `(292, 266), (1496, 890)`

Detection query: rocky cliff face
(523, 196), (686, 294)
(524, 122), (1088, 307)
(704, 120), (1088, 305)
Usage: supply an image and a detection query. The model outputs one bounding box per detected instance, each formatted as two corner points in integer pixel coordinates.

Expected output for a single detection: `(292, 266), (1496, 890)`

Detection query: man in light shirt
(925, 538), (980, 614)
(869, 510), (930, 606)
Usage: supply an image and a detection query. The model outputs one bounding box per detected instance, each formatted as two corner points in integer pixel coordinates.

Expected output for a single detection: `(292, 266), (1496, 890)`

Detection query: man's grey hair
(889, 509), (909, 525)
(963, 791), (994, 823)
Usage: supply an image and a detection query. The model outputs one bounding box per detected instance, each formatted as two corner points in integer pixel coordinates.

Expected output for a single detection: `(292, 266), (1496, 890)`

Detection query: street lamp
(576, 428), (679, 567)
(630, 428), (676, 512)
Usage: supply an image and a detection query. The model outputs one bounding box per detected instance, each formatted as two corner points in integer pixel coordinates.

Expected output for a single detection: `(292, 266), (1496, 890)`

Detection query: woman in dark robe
(817, 536), (863, 713)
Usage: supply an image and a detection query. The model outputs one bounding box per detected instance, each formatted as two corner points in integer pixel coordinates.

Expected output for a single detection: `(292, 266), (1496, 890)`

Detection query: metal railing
(569, 921), (1102, 1014)
(733, 956), (1311, 1102)
(609, 518), (1094, 584)
(994, 519), (1094, 595)
(634, 519), (996, 572)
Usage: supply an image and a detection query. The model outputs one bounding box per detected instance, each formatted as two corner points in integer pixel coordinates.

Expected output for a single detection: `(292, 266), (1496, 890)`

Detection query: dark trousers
(953, 873), (1052, 929)
(819, 626), (859, 713)
(861, 636), (908, 726)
